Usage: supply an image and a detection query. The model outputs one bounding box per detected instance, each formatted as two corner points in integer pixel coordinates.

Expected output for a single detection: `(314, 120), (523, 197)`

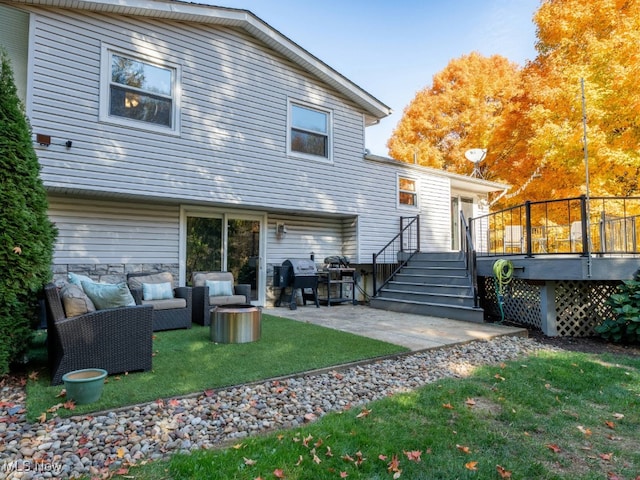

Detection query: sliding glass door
(185, 212), (264, 304)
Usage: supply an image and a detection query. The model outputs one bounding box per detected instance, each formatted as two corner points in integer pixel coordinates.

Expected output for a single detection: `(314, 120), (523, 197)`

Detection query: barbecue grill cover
(282, 259), (317, 276)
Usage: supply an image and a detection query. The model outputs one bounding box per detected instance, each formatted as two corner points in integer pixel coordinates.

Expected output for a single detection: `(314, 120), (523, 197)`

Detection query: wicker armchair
(191, 271), (251, 326)
(44, 283), (154, 385)
(127, 271), (192, 331)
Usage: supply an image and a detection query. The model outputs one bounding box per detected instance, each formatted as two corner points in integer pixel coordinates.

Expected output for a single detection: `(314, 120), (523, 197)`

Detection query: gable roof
(6, 0), (392, 125)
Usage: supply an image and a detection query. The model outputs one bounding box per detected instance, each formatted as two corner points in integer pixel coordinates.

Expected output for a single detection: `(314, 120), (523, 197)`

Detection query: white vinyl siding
(0, 4), (29, 103)
(28, 10), (364, 212)
(25, 6), (491, 273)
(48, 196), (180, 264)
(268, 215), (347, 265)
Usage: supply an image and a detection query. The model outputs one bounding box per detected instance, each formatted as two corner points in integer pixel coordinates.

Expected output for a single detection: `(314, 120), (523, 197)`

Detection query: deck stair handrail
(372, 215), (420, 296)
(460, 210), (479, 308)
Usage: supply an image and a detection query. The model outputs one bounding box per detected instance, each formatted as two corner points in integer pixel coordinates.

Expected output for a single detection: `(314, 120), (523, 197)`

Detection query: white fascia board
(365, 153), (510, 194)
(6, 0), (392, 122)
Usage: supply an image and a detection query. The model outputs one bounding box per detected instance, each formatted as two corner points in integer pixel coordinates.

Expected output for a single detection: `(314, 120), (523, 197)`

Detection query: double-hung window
(288, 101), (332, 161)
(101, 47), (179, 133)
(398, 176), (418, 207)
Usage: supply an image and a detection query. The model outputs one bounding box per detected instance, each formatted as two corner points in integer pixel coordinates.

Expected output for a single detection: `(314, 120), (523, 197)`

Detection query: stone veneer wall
(51, 264), (180, 287)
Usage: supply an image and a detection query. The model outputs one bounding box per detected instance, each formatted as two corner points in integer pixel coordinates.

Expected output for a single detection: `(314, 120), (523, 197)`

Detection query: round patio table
(210, 304), (261, 343)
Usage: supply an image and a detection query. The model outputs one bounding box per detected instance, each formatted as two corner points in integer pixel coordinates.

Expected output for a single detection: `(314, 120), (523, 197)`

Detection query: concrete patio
(263, 304), (527, 351)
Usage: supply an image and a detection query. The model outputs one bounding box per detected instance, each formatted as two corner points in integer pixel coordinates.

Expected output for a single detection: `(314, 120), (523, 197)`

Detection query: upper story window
(288, 101), (332, 161)
(101, 46), (180, 134)
(398, 176), (418, 207)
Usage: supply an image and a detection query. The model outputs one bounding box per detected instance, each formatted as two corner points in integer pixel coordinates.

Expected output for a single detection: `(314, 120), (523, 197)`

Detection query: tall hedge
(0, 48), (57, 374)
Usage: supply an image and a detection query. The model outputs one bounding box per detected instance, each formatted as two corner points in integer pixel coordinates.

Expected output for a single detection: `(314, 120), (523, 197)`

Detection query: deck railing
(470, 195), (640, 257)
(372, 215), (420, 296)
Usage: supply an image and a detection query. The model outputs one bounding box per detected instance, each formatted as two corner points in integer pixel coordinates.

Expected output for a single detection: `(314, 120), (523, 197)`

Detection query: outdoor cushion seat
(191, 271), (251, 326)
(44, 283), (153, 385)
(127, 271), (192, 331)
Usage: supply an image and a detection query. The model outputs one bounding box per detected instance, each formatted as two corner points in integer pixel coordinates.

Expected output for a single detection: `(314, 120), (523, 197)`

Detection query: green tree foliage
(595, 269), (640, 344)
(0, 49), (57, 374)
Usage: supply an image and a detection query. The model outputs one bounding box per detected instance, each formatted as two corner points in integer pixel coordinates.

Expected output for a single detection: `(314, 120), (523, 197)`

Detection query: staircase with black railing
(370, 213), (484, 323)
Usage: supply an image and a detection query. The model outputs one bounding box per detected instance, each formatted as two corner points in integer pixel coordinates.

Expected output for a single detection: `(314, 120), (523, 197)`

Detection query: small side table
(210, 304), (261, 343)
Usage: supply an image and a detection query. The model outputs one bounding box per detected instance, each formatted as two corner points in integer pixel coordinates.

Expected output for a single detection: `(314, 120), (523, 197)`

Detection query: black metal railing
(470, 195), (640, 257)
(460, 210), (479, 307)
(372, 215), (420, 296)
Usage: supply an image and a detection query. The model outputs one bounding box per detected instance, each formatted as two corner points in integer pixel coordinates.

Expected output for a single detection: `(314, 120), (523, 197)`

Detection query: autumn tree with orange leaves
(387, 52), (522, 179)
(388, 0), (640, 208)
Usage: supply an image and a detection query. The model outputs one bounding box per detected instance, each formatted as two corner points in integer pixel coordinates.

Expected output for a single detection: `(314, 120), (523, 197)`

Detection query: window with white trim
(398, 176), (418, 207)
(101, 47), (179, 133)
(288, 101), (331, 160)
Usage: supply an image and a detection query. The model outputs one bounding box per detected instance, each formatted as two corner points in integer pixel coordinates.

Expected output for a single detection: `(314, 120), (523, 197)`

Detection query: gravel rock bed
(0, 336), (555, 479)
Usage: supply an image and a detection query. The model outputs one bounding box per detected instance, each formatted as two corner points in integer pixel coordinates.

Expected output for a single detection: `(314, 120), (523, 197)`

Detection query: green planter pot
(62, 368), (108, 404)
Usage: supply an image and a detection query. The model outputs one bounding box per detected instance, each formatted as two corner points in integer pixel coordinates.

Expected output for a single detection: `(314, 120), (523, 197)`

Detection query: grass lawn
(112, 349), (640, 480)
(25, 315), (408, 422)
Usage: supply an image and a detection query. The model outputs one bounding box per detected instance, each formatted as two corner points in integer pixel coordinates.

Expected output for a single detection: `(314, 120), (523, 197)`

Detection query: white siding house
(1, 0), (507, 305)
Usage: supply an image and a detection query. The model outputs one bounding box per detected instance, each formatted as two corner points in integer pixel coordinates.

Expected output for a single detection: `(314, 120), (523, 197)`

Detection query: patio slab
(263, 304), (527, 351)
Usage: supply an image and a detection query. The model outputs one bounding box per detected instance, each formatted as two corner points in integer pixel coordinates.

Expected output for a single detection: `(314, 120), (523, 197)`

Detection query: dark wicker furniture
(127, 272), (193, 331)
(44, 283), (154, 385)
(191, 271), (251, 326)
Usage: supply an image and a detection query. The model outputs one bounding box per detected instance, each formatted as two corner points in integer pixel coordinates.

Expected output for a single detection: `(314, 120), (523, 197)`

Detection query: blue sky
(209, 0), (541, 156)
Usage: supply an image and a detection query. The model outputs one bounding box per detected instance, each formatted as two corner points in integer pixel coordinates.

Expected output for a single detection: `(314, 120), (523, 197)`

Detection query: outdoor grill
(274, 258), (320, 310)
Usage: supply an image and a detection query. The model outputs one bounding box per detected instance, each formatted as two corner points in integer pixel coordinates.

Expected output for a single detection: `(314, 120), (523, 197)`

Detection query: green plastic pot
(62, 368), (108, 404)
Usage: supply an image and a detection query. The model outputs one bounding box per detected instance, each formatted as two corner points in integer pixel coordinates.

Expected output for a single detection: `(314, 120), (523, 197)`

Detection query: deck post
(525, 201), (533, 258)
(539, 281), (558, 336)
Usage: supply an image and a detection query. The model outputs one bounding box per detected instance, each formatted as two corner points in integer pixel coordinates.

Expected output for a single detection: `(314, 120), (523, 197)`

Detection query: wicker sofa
(127, 271), (192, 331)
(191, 271), (251, 326)
(44, 283), (154, 385)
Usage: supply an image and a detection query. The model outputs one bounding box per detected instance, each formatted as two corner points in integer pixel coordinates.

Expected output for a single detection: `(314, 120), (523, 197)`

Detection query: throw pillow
(81, 281), (136, 310)
(60, 283), (96, 318)
(142, 281), (174, 301)
(205, 279), (234, 297)
(68, 272), (94, 290)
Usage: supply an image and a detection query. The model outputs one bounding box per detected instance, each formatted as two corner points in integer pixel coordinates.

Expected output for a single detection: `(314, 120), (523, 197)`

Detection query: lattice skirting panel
(480, 277), (620, 337)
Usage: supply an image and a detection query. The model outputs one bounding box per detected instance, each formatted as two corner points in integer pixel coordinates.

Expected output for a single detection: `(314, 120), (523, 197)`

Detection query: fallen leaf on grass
(599, 453), (614, 461)
(56, 389), (66, 398)
(356, 408), (372, 418)
(546, 444), (562, 453)
(612, 413), (624, 420)
(243, 457), (256, 466)
(63, 400), (76, 410)
(273, 468), (285, 478)
(13, 246), (22, 254)
(496, 465), (512, 478)
(442, 403), (454, 409)
(38, 412), (47, 423)
(403, 450), (422, 462)
(28, 371), (39, 381)
(340, 472), (348, 478)
(577, 425), (592, 436)
(494, 374), (505, 381)
(456, 444), (471, 454)
(605, 421), (615, 429)
(465, 398), (476, 407)
(232, 443), (244, 449)
(465, 461), (478, 471)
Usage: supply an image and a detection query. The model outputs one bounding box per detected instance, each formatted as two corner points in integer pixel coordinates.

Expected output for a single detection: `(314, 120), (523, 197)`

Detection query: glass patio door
(185, 213), (264, 304)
